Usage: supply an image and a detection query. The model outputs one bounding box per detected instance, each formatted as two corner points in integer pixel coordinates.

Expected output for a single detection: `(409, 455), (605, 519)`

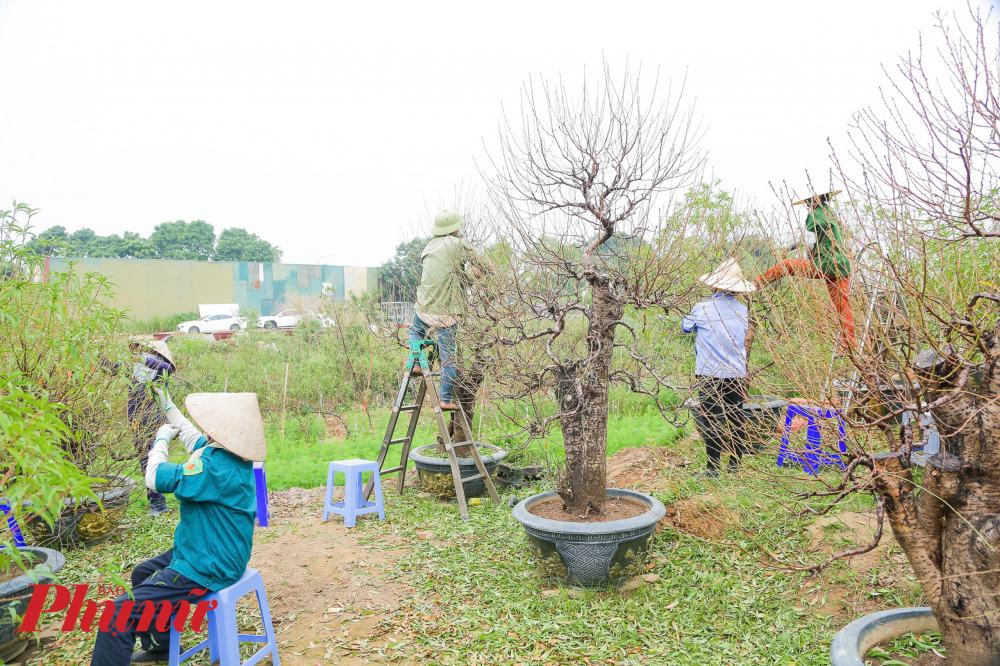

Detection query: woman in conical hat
(104, 338), (177, 516)
(90, 389), (265, 665)
(681, 259), (756, 479)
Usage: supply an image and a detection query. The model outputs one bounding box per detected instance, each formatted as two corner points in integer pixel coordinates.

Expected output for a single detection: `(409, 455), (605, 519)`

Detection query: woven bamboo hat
(130, 338), (175, 368)
(699, 258), (757, 293)
(184, 393), (267, 462)
(792, 190), (842, 206)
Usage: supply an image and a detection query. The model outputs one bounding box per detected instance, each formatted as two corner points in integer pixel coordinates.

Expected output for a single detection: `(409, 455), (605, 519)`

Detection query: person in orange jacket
(755, 190), (856, 350)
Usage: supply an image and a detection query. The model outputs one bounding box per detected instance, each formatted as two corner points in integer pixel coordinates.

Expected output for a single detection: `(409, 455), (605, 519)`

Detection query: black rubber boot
(149, 502), (173, 517)
(131, 650), (169, 664)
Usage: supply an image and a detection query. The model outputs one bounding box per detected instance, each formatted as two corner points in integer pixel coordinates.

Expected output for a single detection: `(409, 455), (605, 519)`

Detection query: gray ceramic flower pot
(513, 488), (666, 588)
(830, 607), (938, 665)
(0, 546), (66, 662)
(25, 474), (137, 548)
(741, 396), (789, 449)
(409, 443), (506, 499)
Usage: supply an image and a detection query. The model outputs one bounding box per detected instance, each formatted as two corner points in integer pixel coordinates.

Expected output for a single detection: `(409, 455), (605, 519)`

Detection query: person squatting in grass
(409, 208), (484, 411)
(105, 339), (176, 516)
(89, 389), (265, 666)
(682, 259), (757, 479)
(754, 190), (856, 350)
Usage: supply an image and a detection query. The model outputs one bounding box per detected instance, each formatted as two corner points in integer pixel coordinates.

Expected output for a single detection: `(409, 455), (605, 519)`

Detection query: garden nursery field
(5, 8), (1000, 665)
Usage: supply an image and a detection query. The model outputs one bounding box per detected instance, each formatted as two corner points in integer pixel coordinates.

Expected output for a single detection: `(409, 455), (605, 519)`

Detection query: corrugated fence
(45, 257), (378, 319)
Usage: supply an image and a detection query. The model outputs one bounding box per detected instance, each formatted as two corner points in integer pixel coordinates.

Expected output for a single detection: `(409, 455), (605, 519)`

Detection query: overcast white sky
(0, 0), (981, 266)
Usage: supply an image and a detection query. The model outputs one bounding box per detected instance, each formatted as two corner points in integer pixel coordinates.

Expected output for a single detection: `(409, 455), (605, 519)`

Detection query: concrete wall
(46, 257), (378, 320)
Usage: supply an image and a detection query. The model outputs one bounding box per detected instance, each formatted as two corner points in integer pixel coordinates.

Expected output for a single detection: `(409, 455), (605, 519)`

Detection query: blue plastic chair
(323, 459), (385, 528)
(253, 462), (269, 528)
(0, 498), (25, 547)
(169, 567), (280, 666)
(776, 404), (847, 475)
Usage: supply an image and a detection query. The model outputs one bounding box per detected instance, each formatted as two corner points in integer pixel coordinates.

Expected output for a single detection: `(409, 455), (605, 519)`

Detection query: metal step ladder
(832, 283), (908, 411)
(362, 340), (501, 519)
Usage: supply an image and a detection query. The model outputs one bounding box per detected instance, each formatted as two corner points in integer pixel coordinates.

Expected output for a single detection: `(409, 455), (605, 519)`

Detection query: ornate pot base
(512, 489), (666, 588)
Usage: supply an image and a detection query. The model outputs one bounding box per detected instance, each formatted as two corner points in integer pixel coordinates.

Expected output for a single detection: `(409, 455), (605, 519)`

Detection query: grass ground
(12, 411), (927, 666)
(263, 404), (685, 491)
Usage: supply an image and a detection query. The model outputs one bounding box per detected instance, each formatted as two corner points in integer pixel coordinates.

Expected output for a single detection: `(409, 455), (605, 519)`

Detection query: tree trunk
(880, 349), (1000, 665)
(555, 284), (622, 516)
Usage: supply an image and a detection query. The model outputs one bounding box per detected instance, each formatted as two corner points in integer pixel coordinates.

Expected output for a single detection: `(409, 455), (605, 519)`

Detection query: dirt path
(255, 487), (414, 666)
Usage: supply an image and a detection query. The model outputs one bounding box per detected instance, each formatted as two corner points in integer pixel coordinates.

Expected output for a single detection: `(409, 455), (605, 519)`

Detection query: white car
(177, 313), (246, 334)
(258, 309), (335, 330)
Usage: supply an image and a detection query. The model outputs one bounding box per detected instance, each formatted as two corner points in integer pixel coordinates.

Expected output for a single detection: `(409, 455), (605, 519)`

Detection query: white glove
(152, 387), (204, 452)
(784, 231), (817, 252)
(802, 231), (817, 251)
(154, 423), (180, 446)
(153, 387), (183, 424)
(146, 424), (179, 492)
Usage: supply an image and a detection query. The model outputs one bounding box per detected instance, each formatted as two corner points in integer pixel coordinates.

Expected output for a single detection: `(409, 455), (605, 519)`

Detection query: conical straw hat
(184, 393), (267, 462)
(129, 338), (175, 368)
(699, 258), (756, 293)
(791, 189), (842, 206)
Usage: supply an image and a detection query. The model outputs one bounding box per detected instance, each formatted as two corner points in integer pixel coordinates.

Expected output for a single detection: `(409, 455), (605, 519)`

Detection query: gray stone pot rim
(409, 443), (506, 466)
(23, 474), (137, 511)
(742, 395), (788, 410)
(513, 488), (666, 537)
(830, 606), (937, 666)
(0, 546), (66, 598)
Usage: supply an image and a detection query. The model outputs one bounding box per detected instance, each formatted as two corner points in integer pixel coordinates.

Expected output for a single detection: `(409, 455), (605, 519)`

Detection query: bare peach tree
(468, 66), (711, 515)
(749, 10), (1000, 663)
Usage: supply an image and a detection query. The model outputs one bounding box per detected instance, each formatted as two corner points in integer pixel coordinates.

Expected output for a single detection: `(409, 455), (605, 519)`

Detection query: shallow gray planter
(830, 607), (937, 666)
(409, 443), (506, 499)
(25, 474), (137, 549)
(741, 396), (788, 450)
(0, 546), (65, 662)
(496, 463), (545, 491)
(513, 488), (666, 588)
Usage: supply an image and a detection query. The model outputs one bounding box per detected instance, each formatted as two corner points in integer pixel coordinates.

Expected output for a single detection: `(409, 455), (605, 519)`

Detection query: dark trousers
(91, 549), (210, 666)
(697, 377), (748, 470)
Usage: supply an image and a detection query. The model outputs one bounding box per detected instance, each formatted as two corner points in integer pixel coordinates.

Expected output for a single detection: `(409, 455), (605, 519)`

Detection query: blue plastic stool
(169, 567), (280, 666)
(253, 462), (270, 528)
(323, 459), (385, 528)
(776, 404), (847, 475)
(0, 498), (25, 547)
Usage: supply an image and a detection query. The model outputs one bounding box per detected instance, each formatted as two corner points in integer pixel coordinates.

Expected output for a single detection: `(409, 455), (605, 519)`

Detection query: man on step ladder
(363, 209), (497, 518)
(363, 340), (502, 519)
(408, 208), (483, 411)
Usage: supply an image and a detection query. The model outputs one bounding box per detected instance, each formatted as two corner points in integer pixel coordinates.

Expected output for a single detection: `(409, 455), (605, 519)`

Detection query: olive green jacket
(415, 236), (479, 316)
(806, 204), (851, 278)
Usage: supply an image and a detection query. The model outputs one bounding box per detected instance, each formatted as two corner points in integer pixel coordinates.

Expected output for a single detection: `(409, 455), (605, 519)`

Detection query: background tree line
(27, 219), (282, 262)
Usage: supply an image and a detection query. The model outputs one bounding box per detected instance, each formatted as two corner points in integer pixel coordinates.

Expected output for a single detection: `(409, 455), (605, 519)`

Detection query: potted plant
(0, 546), (66, 662)
(23, 474), (137, 548)
(495, 446), (546, 491)
(2, 203), (138, 552)
(468, 67), (708, 587)
(410, 367), (508, 498)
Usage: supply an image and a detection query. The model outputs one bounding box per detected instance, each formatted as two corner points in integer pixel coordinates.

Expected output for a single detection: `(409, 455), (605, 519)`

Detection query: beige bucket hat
(184, 393), (267, 462)
(700, 259), (757, 293)
(792, 189), (842, 206)
(130, 338), (175, 368)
